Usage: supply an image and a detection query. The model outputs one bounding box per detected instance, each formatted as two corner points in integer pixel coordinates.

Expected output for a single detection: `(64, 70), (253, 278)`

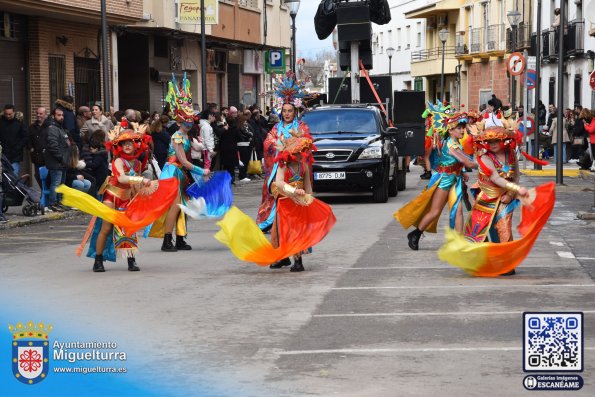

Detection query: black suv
(301, 105), (406, 203)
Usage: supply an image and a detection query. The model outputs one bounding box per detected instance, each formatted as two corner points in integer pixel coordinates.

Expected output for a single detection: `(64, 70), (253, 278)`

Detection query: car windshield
(301, 109), (378, 134)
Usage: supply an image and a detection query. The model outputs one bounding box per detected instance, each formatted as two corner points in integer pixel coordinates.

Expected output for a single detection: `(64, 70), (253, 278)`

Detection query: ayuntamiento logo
(8, 321), (53, 385)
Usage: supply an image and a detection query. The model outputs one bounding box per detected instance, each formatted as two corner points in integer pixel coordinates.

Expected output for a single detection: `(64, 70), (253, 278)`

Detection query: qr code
(523, 312), (583, 372)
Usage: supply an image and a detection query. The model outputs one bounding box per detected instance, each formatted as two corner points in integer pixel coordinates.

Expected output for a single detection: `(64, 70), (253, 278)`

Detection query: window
(417, 22), (422, 47)
(406, 25), (410, 49)
(379, 32), (384, 54)
(49, 55), (66, 107)
(549, 77), (556, 106)
(239, 0), (259, 9)
(574, 75), (581, 106)
(388, 30), (392, 48)
(397, 28), (401, 50)
(414, 77), (423, 91)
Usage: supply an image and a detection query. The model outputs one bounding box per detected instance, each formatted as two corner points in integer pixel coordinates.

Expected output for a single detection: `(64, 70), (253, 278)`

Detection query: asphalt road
(1, 169), (594, 396)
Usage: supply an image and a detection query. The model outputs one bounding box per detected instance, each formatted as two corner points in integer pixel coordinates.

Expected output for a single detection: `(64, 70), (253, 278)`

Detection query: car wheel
(397, 169), (407, 191)
(388, 164), (398, 197)
(372, 168), (389, 203)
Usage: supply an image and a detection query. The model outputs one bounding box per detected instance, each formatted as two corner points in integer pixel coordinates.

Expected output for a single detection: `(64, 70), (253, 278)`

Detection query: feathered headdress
(273, 71), (306, 114)
(445, 112), (468, 130)
(274, 127), (317, 167)
(422, 100), (451, 137)
(166, 72), (195, 124)
(106, 119), (152, 164)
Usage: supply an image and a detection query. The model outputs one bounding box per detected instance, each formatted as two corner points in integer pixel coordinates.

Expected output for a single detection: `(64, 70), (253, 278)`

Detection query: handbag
(572, 136), (584, 146)
(247, 149), (262, 175)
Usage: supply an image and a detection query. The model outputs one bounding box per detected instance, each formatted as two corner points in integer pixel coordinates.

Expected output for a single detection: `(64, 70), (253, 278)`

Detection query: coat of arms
(8, 321), (53, 385)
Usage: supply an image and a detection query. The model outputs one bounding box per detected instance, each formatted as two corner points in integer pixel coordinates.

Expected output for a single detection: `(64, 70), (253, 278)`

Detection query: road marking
(577, 257), (595, 261)
(329, 264), (576, 270)
(549, 241), (565, 246)
(557, 251), (576, 259)
(332, 284), (595, 291)
(313, 310), (595, 318)
(279, 346), (595, 355)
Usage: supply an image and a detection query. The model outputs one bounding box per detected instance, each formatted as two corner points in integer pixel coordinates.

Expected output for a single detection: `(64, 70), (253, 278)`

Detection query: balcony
(410, 46), (458, 77)
(455, 31), (468, 56)
(469, 27), (483, 54)
(506, 23), (532, 52)
(486, 24), (505, 53)
(566, 19), (584, 55)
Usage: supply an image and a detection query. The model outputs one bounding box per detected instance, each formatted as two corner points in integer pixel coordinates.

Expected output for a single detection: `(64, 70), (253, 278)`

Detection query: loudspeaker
(337, 22), (372, 42)
(360, 76), (392, 104)
(336, 2), (370, 24)
(393, 122), (425, 157)
(393, 91), (426, 123)
(328, 77), (352, 104)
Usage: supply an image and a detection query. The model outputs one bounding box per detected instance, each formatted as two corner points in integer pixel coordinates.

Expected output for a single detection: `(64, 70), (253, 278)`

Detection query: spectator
(575, 109), (592, 168)
(55, 96), (80, 149)
(77, 106), (91, 131)
(150, 115), (171, 168)
(250, 108), (268, 160)
(219, 113), (241, 184)
(80, 104), (114, 144)
(550, 112), (569, 163)
(81, 137), (110, 195)
(44, 108), (71, 212)
(584, 115), (595, 171)
(199, 109), (216, 170)
(228, 106), (238, 119)
(236, 114), (254, 182)
(28, 107), (48, 189)
(537, 100), (547, 125)
(490, 94), (503, 112)
(65, 145), (96, 196)
(547, 104), (556, 129)
(0, 104), (28, 177)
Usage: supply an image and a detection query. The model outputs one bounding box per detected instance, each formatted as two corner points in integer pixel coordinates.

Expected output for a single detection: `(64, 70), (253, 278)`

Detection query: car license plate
(314, 172), (346, 180)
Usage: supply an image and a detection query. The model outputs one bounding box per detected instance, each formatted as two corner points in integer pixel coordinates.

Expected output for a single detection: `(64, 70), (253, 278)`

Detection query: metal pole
(291, 14), (297, 73)
(534, 0), (542, 170)
(350, 41), (360, 103)
(511, 26), (516, 110)
(556, 0), (565, 185)
(440, 41), (445, 103)
(523, 50), (528, 169)
(388, 56), (392, 76)
(100, 0), (110, 112)
(200, 0), (207, 111)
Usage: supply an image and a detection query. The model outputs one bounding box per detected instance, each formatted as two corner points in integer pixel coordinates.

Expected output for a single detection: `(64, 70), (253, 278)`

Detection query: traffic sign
(590, 70), (595, 90)
(518, 116), (535, 136)
(522, 69), (537, 90)
(265, 50), (285, 73)
(507, 52), (526, 76)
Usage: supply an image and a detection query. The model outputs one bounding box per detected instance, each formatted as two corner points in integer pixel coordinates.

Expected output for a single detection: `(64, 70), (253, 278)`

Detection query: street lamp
(386, 46), (395, 76)
(507, 10), (521, 110)
(438, 28), (448, 103)
(285, 0), (301, 74)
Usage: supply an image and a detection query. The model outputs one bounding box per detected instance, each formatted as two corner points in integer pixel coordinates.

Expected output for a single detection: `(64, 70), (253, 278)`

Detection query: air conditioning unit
(438, 15), (447, 28)
(427, 17), (437, 29)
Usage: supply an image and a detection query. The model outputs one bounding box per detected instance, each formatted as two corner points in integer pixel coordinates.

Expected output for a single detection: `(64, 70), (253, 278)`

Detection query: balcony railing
(506, 23), (532, 52)
(455, 31), (468, 55)
(469, 27), (483, 54)
(486, 24), (504, 52)
(411, 46), (456, 63)
(566, 19), (584, 55)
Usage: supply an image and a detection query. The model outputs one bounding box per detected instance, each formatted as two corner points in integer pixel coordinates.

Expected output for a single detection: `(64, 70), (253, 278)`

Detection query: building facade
(371, 0), (426, 92)
(533, 0), (595, 110)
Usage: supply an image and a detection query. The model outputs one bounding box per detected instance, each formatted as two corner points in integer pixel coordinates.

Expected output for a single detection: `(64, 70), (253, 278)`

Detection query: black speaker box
(360, 76), (391, 104)
(393, 122), (426, 157)
(328, 77), (352, 104)
(336, 2), (370, 24)
(393, 91), (426, 123)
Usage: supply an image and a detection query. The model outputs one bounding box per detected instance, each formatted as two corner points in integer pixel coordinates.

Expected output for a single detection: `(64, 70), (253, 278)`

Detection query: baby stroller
(1, 154), (44, 216)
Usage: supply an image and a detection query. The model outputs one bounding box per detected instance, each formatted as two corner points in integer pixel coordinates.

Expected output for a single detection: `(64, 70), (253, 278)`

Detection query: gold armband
(282, 184), (296, 195)
(128, 176), (144, 184)
(505, 182), (521, 194)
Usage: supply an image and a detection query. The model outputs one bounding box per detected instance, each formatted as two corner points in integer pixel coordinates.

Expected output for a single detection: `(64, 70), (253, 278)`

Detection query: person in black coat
(219, 115), (241, 184)
(43, 108), (71, 210)
(150, 115), (172, 169)
(55, 96), (81, 150)
(81, 136), (110, 196)
(0, 104), (28, 176)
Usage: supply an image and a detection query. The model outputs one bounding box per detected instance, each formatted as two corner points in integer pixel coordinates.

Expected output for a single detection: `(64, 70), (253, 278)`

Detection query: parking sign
(266, 50), (285, 73)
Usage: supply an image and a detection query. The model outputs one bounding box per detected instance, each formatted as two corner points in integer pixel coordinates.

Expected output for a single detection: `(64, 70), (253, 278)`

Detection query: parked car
(301, 105), (406, 203)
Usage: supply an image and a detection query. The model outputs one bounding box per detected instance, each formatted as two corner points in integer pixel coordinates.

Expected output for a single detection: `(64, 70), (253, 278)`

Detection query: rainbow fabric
(215, 198), (336, 266)
(56, 178), (180, 236)
(437, 182), (555, 276)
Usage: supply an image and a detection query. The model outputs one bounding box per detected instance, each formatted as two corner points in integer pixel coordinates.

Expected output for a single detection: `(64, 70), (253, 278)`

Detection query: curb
(0, 210), (85, 230)
(578, 212), (595, 221)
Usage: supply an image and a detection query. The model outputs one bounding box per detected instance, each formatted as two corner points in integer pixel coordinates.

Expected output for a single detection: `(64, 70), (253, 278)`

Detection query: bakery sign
(178, 0), (218, 25)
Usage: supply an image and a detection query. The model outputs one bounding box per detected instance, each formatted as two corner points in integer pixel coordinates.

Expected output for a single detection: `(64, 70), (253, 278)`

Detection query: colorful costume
(394, 113), (469, 232)
(57, 122), (179, 270)
(438, 126), (556, 276)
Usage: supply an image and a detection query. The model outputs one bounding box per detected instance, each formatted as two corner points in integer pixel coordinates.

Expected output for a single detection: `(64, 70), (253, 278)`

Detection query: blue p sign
(270, 50), (284, 68)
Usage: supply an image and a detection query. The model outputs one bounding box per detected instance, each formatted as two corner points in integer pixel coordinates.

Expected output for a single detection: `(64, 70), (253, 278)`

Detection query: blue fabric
(11, 162), (20, 177)
(86, 218), (117, 262)
(186, 171), (233, 217)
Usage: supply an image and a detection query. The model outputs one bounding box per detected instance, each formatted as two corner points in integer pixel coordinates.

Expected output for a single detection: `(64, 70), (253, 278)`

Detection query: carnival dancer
(148, 73), (210, 251)
(438, 126), (555, 277)
(256, 72), (310, 233)
(394, 112), (478, 250)
(56, 122), (180, 272)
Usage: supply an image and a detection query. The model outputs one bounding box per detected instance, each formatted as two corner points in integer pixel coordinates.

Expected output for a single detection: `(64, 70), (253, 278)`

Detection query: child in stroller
(1, 153), (43, 218)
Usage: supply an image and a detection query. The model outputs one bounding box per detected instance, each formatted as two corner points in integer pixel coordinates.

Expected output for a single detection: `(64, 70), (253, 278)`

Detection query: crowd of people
(0, 95), (278, 223)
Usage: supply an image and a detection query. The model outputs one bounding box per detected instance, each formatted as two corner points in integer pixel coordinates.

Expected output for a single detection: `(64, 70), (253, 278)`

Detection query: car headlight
(358, 147), (382, 159)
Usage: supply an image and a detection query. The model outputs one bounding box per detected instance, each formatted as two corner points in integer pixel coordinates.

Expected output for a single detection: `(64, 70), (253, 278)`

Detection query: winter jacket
(81, 147), (110, 187)
(80, 115), (114, 143)
(584, 119), (595, 144)
(0, 116), (28, 162)
(199, 119), (215, 153)
(550, 117), (570, 144)
(43, 118), (71, 170)
(28, 121), (46, 166)
(219, 125), (241, 167)
(55, 99), (80, 149)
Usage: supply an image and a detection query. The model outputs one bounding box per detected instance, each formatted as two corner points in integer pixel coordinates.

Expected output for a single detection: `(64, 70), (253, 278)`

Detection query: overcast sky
(294, 1), (334, 58)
